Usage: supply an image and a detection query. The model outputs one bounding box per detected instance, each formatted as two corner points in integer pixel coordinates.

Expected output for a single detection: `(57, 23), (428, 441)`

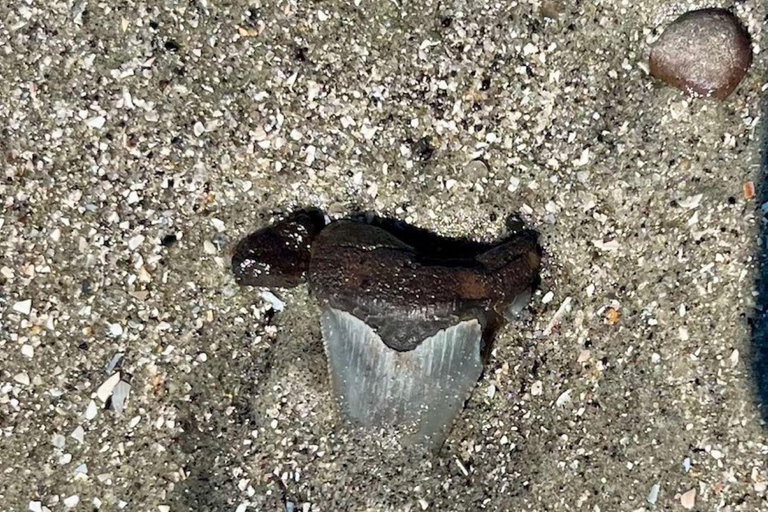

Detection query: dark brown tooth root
(231, 208), (326, 288)
(307, 220), (541, 351)
(478, 234), (542, 303)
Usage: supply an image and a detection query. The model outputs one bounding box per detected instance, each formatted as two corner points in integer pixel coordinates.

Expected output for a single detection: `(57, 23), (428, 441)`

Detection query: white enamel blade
(321, 307), (483, 448)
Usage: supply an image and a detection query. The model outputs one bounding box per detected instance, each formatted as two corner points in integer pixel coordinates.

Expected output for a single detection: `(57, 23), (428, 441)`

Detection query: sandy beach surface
(1, 0), (768, 510)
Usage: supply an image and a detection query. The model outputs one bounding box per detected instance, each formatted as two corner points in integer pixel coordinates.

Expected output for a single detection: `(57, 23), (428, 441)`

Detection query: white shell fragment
(111, 380), (131, 414)
(97, 373), (121, 403)
(678, 194), (703, 209)
(70, 425), (85, 443)
(85, 400), (98, 421)
(63, 495), (80, 508)
(13, 299), (32, 315)
(106, 353), (124, 374)
(321, 307), (483, 447)
(258, 290), (286, 312)
(85, 116), (105, 129)
(680, 488), (696, 509)
(51, 434), (66, 449)
(647, 483), (660, 504)
(13, 373), (30, 386)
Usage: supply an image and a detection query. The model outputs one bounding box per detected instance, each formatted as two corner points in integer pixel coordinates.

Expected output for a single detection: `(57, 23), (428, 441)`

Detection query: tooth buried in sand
(232, 211), (541, 447)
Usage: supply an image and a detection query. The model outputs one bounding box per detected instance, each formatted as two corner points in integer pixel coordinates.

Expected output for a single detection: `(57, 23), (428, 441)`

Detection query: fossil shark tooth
(232, 212), (541, 448)
(321, 307), (483, 448)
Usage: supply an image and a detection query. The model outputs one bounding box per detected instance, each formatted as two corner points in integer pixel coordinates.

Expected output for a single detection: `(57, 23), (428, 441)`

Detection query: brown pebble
(744, 181), (755, 200)
(649, 9), (752, 100)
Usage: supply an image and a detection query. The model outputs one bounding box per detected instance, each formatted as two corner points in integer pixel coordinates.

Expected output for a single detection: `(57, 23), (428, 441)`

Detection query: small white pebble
(158, 506), (170, 512)
(13, 372), (30, 386)
(128, 235), (145, 251)
(647, 483), (660, 505)
(85, 116), (106, 129)
(730, 349), (739, 367)
(531, 380), (543, 396)
(52, 434), (66, 449)
(418, 499), (429, 510)
(211, 218), (225, 232)
(204, 240), (217, 254)
(97, 373), (121, 402)
(71, 425), (85, 443)
(542, 291), (554, 304)
(127, 191), (140, 204)
(108, 323), (123, 337)
(194, 121), (206, 137)
(85, 400), (98, 421)
(12, 299), (32, 315)
(360, 126), (377, 140)
(290, 129), (303, 141)
(28, 501), (43, 512)
(555, 389), (572, 407)
(680, 489), (695, 509)
(259, 290), (285, 312)
(21, 344), (34, 358)
(64, 495), (80, 508)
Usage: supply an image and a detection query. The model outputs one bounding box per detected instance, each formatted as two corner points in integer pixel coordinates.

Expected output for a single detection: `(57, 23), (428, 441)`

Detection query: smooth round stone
(465, 159), (489, 176)
(649, 9), (752, 100)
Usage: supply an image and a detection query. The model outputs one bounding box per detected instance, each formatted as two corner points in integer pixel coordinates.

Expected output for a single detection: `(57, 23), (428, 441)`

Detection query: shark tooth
(321, 307), (483, 448)
(233, 211), (542, 448)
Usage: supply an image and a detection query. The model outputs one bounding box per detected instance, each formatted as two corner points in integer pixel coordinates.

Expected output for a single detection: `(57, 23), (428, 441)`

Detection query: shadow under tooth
(321, 307), (483, 448)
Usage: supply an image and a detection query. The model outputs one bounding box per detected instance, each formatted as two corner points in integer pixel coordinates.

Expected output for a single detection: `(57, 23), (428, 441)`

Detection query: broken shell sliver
(321, 307), (483, 449)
